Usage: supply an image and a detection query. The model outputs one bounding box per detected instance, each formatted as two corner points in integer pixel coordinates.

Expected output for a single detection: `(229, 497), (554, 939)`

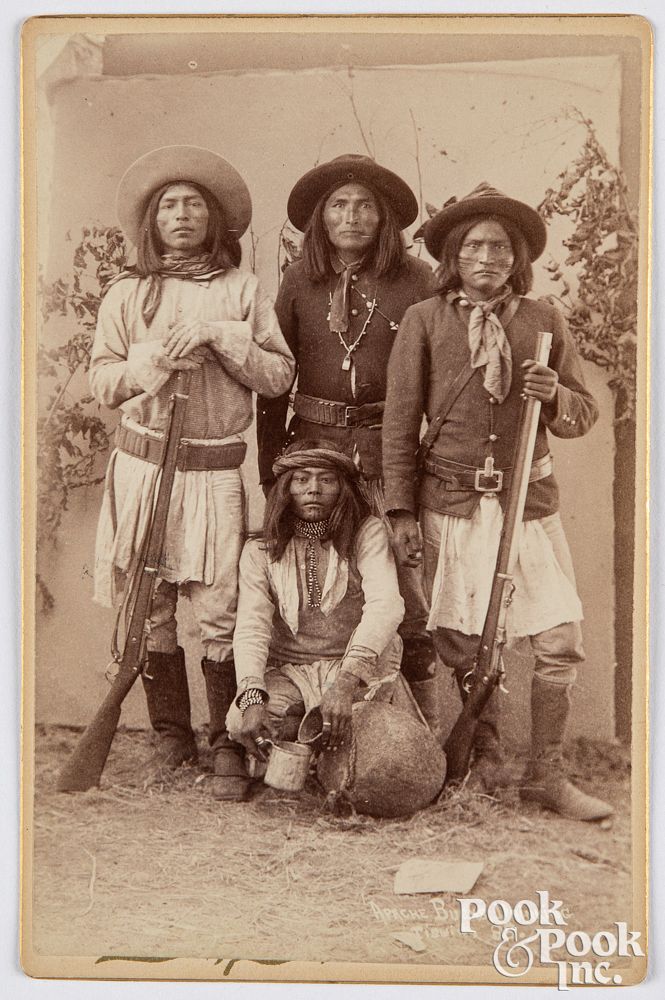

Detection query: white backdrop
(31, 47), (620, 737)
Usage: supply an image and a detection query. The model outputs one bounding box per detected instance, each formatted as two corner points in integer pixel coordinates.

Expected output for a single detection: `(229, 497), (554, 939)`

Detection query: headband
(272, 448), (358, 479)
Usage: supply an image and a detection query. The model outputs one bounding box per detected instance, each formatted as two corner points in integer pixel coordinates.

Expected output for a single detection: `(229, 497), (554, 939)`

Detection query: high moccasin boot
(141, 647), (198, 782)
(520, 676), (613, 821)
(202, 657), (251, 802)
(452, 665), (509, 793)
(401, 637), (444, 744)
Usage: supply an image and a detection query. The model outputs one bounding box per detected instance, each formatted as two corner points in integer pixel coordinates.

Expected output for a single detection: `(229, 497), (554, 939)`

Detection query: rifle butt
(56, 673), (138, 792)
(443, 675), (499, 787)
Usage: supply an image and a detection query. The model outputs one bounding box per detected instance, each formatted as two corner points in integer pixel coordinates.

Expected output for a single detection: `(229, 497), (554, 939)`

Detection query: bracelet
(237, 687), (268, 715)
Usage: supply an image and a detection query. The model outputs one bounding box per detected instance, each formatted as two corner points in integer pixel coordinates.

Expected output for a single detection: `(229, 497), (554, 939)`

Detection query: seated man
(227, 440), (405, 771)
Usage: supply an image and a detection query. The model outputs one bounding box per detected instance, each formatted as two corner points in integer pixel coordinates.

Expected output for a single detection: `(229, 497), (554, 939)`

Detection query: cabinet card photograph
(21, 13), (651, 987)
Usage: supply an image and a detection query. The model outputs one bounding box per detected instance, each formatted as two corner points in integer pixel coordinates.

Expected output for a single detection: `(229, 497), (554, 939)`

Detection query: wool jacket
(382, 295), (598, 521)
(256, 254), (435, 482)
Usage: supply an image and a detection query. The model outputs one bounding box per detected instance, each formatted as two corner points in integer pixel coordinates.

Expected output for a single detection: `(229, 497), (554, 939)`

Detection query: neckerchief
(294, 517), (330, 608)
(448, 287), (520, 403)
(104, 252), (228, 327)
(328, 254), (364, 334)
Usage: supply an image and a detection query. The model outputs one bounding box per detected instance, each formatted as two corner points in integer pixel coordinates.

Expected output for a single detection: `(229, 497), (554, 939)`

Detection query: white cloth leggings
(422, 507), (585, 686)
(147, 471), (245, 662)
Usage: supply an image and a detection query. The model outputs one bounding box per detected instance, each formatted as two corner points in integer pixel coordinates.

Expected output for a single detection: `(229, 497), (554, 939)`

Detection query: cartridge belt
(294, 391), (384, 428)
(423, 452), (553, 493)
(115, 423), (247, 472)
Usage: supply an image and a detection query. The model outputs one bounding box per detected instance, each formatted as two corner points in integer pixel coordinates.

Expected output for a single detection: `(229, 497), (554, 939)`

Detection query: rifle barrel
(56, 370), (193, 792)
(444, 331), (553, 786)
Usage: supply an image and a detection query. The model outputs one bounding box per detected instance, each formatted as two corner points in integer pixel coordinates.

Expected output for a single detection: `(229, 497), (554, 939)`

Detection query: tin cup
(255, 737), (312, 791)
(297, 707), (325, 750)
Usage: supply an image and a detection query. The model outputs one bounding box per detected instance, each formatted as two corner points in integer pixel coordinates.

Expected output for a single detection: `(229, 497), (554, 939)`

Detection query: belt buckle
(343, 405), (357, 427)
(474, 457), (503, 493)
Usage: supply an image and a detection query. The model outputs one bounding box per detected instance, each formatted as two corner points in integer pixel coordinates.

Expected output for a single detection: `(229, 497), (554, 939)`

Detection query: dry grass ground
(28, 724), (633, 976)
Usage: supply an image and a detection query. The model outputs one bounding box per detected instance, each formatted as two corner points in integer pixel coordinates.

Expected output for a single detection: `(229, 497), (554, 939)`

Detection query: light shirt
(233, 516), (405, 688)
(90, 268), (295, 439)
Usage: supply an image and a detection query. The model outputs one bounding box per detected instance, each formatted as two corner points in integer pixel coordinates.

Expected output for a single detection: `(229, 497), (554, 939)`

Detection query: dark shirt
(382, 295), (599, 521)
(256, 254), (435, 482)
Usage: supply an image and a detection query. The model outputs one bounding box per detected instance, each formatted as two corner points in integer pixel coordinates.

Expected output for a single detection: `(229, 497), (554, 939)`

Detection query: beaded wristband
(237, 687), (268, 715)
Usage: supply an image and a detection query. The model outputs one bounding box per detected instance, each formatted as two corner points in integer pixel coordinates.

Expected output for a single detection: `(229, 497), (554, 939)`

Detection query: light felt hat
(287, 153), (419, 233)
(115, 145), (252, 246)
(420, 182), (547, 262)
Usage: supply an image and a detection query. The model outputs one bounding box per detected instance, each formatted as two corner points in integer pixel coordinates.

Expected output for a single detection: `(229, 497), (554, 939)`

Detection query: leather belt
(115, 423), (247, 472)
(423, 452), (553, 493)
(294, 391), (384, 428)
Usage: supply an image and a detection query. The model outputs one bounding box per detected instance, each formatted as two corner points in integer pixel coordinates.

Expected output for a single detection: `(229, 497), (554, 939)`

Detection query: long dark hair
(434, 215), (533, 296)
(301, 185), (407, 282)
(135, 181), (242, 274)
(263, 440), (370, 562)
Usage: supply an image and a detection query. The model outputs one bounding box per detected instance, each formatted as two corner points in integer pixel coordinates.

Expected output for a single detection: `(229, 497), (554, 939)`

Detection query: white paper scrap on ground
(392, 930), (427, 953)
(394, 859), (484, 895)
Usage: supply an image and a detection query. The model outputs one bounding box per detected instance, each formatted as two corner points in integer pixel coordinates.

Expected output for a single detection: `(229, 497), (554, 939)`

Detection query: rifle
(57, 369), (193, 792)
(443, 331), (553, 786)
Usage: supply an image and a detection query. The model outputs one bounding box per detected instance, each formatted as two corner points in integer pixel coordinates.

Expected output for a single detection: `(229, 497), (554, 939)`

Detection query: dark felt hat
(420, 182), (547, 262)
(116, 145), (252, 247)
(287, 154), (419, 232)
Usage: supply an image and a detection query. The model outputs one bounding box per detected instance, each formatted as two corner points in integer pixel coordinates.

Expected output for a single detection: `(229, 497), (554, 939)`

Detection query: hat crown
(330, 153), (375, 166)
(461, 181), (507, 202)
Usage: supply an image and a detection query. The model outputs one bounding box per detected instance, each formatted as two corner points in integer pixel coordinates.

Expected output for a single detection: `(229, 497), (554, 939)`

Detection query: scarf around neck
(105, 252), (228, 326)
(449, 287), (520, 403)
(328, 254), (365, 334)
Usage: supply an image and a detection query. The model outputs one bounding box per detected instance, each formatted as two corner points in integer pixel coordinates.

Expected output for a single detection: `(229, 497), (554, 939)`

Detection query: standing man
(382, 182), (612, 819)
(256, 154), (440, 729)
(90, 145), (295, 800)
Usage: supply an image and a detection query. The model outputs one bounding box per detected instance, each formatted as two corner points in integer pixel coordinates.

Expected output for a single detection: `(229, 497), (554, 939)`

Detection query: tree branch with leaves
(37, 226), (128, 607)
(537, 108), (638, 423)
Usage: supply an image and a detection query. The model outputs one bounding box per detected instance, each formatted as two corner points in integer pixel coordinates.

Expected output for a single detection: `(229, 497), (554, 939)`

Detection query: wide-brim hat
(420, 182), (547, 262)
(116, 144), (252, 246)
(287, 154), (418, 232)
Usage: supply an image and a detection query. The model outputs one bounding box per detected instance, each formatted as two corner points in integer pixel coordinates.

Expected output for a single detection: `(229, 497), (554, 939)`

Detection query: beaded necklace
(350, 284), (400, 332)
(327, 287), (377, 371)
(294, 517), (330, 608)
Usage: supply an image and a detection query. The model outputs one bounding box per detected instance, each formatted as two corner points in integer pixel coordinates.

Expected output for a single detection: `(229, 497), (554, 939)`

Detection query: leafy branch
(537, 108), (638, 422)
(37, 226), (128, 577)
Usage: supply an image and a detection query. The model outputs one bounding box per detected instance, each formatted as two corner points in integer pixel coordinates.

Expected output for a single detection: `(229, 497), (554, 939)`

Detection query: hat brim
(287, 159), (418, 232)
(423, 195), (547, 262)
(116, 145), (252, 247)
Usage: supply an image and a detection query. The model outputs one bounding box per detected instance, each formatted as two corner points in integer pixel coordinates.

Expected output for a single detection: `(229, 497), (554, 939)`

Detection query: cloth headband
(272, 448), (358, 479)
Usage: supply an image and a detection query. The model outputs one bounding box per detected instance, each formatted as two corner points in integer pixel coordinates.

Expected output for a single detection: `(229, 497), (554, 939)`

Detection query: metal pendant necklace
(327, 286), (378, 371)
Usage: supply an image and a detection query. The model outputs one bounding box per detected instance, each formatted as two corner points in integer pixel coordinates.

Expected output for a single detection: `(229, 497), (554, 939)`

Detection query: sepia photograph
(20, 11), (651, 987)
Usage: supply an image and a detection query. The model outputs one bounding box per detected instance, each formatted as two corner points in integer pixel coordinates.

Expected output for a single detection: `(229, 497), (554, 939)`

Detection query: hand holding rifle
(56, 369), (193, 792)
(443, 331), (554, 787)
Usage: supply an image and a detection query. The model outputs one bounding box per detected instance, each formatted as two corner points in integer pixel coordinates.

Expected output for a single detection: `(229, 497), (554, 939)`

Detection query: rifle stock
(57, 370), (193, 792)
(55, 668), (139, 792)
(443, 331), (553, 786)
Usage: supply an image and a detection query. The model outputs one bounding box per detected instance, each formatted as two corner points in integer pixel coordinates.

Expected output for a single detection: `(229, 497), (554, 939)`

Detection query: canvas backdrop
(33, 46), (619, 735)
